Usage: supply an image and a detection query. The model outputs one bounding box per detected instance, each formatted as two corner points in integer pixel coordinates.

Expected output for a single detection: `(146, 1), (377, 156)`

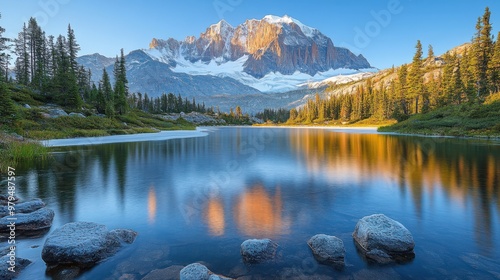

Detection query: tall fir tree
(14, 23), (30, 85)
(408, 40), (424, 114)
(67, 24), (80, 74)
(0, 12), (10, 82)
(488, 31), (500, 93)
(113, 49), (128, 115)
(100, 68), (114, 117)
(472, 7), (493, 98)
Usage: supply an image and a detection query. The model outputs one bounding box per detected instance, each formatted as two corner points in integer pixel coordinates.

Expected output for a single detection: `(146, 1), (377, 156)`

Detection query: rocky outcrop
(352, 214), (415, 263)
(307, 234), (345, 267)
(179, 263), (232, 280)
(69, 112), (86, 118)
(240, 238), (278, 264)
(159, 112), (227, 125)
(41, 222), (137, 269)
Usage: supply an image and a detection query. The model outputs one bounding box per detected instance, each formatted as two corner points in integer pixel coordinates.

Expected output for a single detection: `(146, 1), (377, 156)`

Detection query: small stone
(180, 263), (211, 280)
(240, 238), (278, 264)
(142, 265), (184, 280)
(307, 234), (345, 267)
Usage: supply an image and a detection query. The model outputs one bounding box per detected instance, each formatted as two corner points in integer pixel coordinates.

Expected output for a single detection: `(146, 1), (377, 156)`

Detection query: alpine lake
(9, 127), (500, 279)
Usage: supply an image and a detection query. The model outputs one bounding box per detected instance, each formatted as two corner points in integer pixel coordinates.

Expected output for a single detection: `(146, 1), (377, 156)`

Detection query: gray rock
(23, 104), (31, 109)
(0, 207), (54, 233)
(180, 263), (211, 280)
(142, 265), (184, 280)
(240, 238), (278, 263)
(0, 255), (32, 280)
(0, 195), (19, 206)
(307, 234), (345, 266)
(41, 222), (137, 268)
(352, 214), (415, 262)
(47, 108), (68, 118)
(0, 198), (46, 218)
(109, 229), (138, 244)
(0, 245), (11, 256)
(69, 112), (86, 118)
(365, 249), (393, 264)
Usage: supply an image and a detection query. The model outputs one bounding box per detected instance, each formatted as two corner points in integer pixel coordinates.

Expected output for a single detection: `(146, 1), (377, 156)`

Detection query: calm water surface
(11, 127), (500, 279)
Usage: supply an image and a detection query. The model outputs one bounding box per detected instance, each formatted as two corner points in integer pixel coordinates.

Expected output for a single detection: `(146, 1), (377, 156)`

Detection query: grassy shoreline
(378, 98), (500, 139)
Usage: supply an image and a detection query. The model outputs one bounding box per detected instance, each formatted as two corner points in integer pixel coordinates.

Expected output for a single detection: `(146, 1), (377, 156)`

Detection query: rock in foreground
(240, 238), (278, 264)
(0, 207), (54, 235)
(0, 198), (45, 218)
(180, 263), (232, 280)
(353, 214), (415, 263)
(307, 234), (345, 267)
(42, 222), (137, 268)
(0, 255), (32, 280)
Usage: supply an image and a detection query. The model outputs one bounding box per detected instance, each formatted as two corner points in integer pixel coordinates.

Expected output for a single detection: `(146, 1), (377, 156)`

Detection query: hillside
(379, 93), (500, 137)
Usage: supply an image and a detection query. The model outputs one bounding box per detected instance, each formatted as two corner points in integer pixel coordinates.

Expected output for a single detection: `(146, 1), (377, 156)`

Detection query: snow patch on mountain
(167, 52), (377, 92)
(263, 15), (317, 37)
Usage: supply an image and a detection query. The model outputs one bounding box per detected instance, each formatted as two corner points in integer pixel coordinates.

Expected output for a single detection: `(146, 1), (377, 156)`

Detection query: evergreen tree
(489, 31), (500, 93)
(427, 44), (434, 60)
(0, 12), (10, 82)
(100, 68), (114, 116)
(67, 24), (80, 73)
(408, 40), (424, 114)
(14, 23), (30, 85)
(472, 7), (493, 98)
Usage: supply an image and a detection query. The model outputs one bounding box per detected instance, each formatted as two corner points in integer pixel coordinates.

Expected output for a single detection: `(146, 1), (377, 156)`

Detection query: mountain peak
(262, 14), (317, 37)
(209, 19), (234, 35)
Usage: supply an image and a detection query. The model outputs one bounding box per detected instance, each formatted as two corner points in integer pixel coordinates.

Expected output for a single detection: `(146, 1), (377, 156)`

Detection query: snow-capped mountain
(144, 15), (373, 92)
(78, 14), (375, 105)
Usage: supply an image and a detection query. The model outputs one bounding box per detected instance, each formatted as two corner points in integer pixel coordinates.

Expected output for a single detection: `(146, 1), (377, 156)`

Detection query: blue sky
(1, 0), (500, 69)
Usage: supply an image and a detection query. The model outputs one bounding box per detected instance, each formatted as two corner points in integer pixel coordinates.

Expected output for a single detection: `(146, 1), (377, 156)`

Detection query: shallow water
(7, 127), (500, 279)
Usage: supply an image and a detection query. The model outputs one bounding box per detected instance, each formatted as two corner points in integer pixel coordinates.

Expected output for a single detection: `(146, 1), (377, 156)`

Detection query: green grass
(0, 136), (50, 172)
(12, 109), (196, 140)
(379, 98), (500, 138)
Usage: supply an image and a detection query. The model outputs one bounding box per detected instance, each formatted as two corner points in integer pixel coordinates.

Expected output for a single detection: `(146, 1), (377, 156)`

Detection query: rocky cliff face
(149, 15), (371, 78)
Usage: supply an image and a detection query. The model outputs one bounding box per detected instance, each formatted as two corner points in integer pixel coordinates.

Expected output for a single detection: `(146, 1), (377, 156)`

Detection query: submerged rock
(0, 255), (32, 280)
(240, 238), (278, 264)
(352, 214), (415, 263)
(179, 263), (232, 280)
(307, 234), (345, 267)
(41, 222), (137, 269)
(142, 265), (184, 280)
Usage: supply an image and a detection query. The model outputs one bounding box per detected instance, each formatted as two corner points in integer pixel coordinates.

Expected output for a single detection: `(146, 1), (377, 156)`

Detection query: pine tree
(0, 12), (10, 82)
(14, 23), (30, 85)
(408, 40), (424, 114)
(472, 7), (493, 98)
(489, 31), (500, 93)
(67, 24), (80, 73)
(394, 63), (409, 118)
(427, 44), (434, 60)
(452, 59), (464, 104)
(100, 68), (114, 117)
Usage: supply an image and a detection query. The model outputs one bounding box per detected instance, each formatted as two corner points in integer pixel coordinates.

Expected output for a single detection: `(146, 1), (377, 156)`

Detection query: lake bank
(43, 127), (209, 147)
